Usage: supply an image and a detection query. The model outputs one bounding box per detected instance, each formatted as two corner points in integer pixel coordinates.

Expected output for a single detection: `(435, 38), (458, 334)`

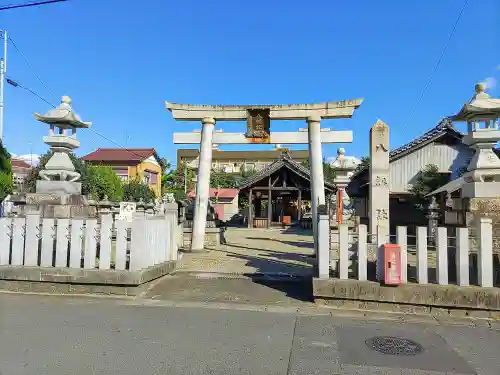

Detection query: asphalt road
(1, 293), (499, 375)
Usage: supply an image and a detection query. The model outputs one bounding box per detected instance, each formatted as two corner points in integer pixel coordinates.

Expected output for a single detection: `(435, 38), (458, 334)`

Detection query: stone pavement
(176, 227), (315, 277)
(1, 293), (499, 374)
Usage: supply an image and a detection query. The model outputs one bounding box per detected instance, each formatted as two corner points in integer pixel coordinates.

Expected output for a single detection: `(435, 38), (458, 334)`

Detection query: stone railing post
(98, 196), (112, 217)
(477, 216), (493, 287)
(145, 203), (155, 217)
(317, 204), (330, 278)
(134, 199), (145, 220)
(165, 203), (179, 260)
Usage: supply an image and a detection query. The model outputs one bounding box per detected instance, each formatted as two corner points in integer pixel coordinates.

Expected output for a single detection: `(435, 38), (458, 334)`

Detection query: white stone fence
(318, 216), (500, 288)
(0, 208), (179, 272)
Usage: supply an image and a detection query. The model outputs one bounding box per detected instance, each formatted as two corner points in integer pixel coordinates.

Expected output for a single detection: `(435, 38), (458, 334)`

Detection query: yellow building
(177, 149), (309, 175)
(82, 148), (163, 197)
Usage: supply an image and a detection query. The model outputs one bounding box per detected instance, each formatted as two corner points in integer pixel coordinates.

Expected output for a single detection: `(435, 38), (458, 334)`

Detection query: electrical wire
(0, 0), (69, 11)
(6, 78), (153, 161)
(9, 37), (53, 96)
(405, 0), (469, 128)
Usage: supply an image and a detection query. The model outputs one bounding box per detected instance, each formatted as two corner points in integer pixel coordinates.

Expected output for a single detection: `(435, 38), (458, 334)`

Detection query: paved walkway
(2, 293), (499, 375)
(176, 227), (316, 277)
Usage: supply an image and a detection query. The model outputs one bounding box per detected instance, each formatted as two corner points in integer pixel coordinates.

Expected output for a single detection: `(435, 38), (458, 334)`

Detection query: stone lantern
(330, 148), (358, 225)
(34, 96), (91, 195)
(451, 83), (500, 198)
(23, 96), (94, 218)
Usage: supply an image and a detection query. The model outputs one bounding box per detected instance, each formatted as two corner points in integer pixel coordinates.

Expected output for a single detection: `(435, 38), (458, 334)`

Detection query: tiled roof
(188, 188), (239, 199)
(11, 158), (32, 170)
(389, 118), (463, 161)
(237, 151), (335, 191)
(82, 148), (159, 164)
(351, 118), (463, 179)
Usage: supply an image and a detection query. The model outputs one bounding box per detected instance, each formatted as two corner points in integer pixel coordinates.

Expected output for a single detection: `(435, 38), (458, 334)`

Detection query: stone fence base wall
(313, 278), (500, 319)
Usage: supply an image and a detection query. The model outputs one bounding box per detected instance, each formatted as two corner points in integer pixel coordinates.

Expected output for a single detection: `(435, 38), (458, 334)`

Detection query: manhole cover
(365, 336), (424, 356)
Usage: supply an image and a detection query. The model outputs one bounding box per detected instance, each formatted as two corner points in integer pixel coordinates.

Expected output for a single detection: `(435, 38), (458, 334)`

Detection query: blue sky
(1, 0), (499, 166)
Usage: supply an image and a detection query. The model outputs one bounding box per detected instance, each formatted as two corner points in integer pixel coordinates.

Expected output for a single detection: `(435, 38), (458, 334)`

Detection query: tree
(301, 159), (337, 183)
(159, 157), (171, 174)
(123, 178), (156, 203)
(408, 164), (449, 209)
(87, 165), (124, 201)
(0, 141), (12, 201)
(210, 170), (237, 188)
(23, 150), (92, 195)
(353, 156), (370, 174)
(162, 162), (196, 200)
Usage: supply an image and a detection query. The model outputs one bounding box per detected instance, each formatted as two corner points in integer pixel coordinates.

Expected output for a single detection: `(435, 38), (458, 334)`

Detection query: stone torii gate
(166, 100), (363, 251)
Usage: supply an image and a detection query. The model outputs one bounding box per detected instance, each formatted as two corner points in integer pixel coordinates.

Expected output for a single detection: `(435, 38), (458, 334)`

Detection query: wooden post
(248, 189), (253, 228)
(267, 176), (272, 228)
(297, 188), (302, 222)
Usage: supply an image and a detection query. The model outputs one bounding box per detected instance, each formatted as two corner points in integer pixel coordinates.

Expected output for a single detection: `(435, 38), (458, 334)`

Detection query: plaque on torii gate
(165, 99), (363, 252)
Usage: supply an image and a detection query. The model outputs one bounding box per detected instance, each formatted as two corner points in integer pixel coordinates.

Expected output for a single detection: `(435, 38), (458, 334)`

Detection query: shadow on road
(245, 236), (314, 249)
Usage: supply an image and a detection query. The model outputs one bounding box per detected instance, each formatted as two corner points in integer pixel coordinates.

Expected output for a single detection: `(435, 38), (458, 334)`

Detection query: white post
(416, 226), (428, 284)
(307, 115), (325, 255)
(338, 224), (349, 279)
(191, 117), (215, 251)
(477, 217), (493, 287)
(435, 227), (448, 285)
(456, 227), (469, 286)
(357, 224), (368, 281)
(317, 213), (330, 278)
(396, 226), (407, 283)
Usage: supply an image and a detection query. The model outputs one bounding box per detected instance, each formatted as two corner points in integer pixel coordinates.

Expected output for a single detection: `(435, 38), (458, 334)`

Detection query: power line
(6, 78), (156, 161)
(0, 0), (70, 11)
(6, 78), (54, 107)
(405, 0), (468, 128)
(8, 37), (52, 96)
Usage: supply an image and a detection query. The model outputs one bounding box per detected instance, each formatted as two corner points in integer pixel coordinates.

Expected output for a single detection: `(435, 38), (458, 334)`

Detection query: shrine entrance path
(174, 228), (316, 278)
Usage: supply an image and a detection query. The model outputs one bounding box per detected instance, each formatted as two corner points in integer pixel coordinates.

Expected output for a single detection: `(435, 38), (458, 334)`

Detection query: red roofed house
(188, 188), (239, 221)
(12, 158), (33, 187)
(82, 148), (163, 197)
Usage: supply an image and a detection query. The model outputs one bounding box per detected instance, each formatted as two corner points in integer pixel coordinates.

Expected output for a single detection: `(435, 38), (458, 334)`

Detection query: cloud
(497, 65), (500, 70)
(483, 76), (497, 90)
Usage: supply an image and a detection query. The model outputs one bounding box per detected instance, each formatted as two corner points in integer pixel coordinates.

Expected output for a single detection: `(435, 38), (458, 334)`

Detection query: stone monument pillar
(369, 120), (390, 240)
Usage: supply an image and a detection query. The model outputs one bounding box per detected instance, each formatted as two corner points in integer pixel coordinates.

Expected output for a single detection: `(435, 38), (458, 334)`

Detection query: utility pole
(0, 30), (7, 141)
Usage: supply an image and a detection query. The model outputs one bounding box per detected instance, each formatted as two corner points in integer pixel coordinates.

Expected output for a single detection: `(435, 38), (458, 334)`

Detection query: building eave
(237, 152), (335, 191)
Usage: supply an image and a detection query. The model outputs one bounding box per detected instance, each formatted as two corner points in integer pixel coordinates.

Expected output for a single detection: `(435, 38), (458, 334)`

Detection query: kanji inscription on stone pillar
(369, 120), (390, 237)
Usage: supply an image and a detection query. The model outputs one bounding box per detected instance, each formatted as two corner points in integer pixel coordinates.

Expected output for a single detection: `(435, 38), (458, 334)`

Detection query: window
(113, 168), (129, 182)
(143, 170), (158, 185)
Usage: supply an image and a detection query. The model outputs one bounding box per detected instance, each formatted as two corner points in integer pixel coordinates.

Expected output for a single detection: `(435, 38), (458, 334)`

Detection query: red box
(382, 244), (401, 285)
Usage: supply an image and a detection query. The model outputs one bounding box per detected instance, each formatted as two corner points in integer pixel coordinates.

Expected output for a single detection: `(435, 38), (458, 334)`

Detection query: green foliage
(87, 164), (124, 201)
(300, 159), (337, 183)
(123, 178), (156, 203)
(162, 162), (196, 200)
(0, 142), (12, 200)
(409, 164), (449, 208)
(210, 170), (237, 188)
(23, 150), (92, 195)
(0, 142), (12, 175)
(353, 156), (370, 174)
(322, 160), (337, 184)
(0, 172), (12, 201)
(159, 157), (171, 174)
